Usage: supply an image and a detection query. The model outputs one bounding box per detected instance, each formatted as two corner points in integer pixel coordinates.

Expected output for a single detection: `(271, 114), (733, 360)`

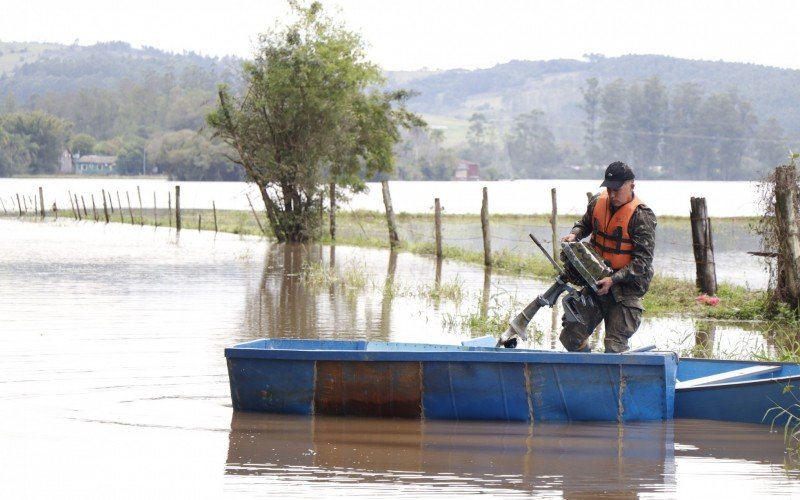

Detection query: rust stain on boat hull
(315, 361), (422, 418)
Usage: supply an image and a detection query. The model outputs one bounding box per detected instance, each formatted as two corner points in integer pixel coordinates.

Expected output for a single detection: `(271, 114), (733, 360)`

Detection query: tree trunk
(329, 182), (336, 240)
(775, 165), (800, 309)
(381, 180), (399, 250)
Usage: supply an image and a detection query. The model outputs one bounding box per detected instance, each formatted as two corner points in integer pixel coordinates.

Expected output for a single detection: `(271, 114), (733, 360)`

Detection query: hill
(0, 41), (797, 180)
(387, 55), (800, 146)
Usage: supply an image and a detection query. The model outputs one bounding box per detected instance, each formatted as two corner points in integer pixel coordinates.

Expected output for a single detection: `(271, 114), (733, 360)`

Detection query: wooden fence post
(690, 197), (717, 295)
(16, 194), (22, 216)
(137, 186), (143, 226)
(329, 182), (336, 240)
(550, 188), (558, 259)
(38, 187), (44, 220)
(81, 196), (88, 218)
(213, 200), (218, 233)
(434, 198), (443, 259)
(75, 194), (82, 220)
(481, 186), (491, 267)
(245, 193), (264, 234)
(775, 166), (800, 308)
(153, 193), (158, 227)
(91, 194), (98, 221)
(126, 192), (134, 224)
(102, 189), (110, 223)
(175, 186), (181, 232)
(381, 180), (399, 250)
(116, 192), (124, 223)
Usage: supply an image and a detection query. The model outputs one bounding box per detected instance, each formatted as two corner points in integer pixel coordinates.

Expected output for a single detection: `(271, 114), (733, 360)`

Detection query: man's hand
(561, 233), (577, 243)
(595, 276), (614, 295)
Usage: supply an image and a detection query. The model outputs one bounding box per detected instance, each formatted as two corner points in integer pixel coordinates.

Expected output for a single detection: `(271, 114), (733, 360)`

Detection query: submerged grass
(13, 207), (787, 325)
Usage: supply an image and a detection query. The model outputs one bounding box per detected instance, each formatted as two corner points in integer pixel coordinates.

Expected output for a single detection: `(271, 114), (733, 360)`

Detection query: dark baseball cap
(600, 161), (635, 189)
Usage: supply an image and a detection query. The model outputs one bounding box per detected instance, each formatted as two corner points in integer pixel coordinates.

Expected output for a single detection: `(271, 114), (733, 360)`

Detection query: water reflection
(241, 242), (784, 359)
(1, 219), (799, 497)
(225, 412), (798, 497)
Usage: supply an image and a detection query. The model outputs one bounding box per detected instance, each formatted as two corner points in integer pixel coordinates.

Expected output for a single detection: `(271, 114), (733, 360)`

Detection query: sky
(2, 0), (799, 71)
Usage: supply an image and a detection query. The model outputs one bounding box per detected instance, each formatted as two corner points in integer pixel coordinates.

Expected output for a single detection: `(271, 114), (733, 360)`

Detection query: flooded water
(1, 218), (798, 498)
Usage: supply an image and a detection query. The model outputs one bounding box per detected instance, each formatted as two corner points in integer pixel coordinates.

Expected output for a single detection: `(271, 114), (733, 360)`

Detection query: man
(559, 161), (657, 353)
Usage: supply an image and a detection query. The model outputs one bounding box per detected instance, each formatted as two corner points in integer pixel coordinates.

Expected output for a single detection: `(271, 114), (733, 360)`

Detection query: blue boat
(675, 357), (800, 425)
(225, 339), (678, 422)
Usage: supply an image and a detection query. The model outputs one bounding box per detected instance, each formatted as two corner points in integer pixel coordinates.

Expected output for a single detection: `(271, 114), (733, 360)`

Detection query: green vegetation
(207, 1), (422, 241)
(2, 36), (800, 183)
(23, 206), (780, 325)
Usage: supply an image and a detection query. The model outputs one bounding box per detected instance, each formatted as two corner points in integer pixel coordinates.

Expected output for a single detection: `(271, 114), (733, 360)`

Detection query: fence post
(213, 200), (218, 233)
(154, 193), (158, 227)
(91, 194), (98, 221)
(434, 198), (443, 259)
(102, 189), (110, 223)
(329, 182), (336, 240)
(16, 194), (22, 216)
(481, 186), (491, 267)
(381, 180), (399, 250)
(690, 197), (717, 295)
(116, 192), (124, 223)
(245, 193), (264, 234)
(550, 188), (558, 259)
(38, 187), (44, 220)
(774, 166), (800, 308)
(176, 186), (182, 232)
(126, 192), (134, 224)
(137, 186), (143, 226)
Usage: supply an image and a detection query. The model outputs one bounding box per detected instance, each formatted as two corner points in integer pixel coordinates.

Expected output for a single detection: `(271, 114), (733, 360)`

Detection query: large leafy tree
(207, 1), (421, 242)
(0, 111), (71, 175)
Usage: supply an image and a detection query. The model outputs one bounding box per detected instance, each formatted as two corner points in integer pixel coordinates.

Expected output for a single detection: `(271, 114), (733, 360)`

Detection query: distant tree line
(580, 76), (788, 180)
(0, 42), (244, 181)
(0, 40), (795, 182)
(392, 76), (790, 181)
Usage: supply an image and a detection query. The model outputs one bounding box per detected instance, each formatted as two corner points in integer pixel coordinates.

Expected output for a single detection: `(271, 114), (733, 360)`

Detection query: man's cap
(600, 161), (635, 189)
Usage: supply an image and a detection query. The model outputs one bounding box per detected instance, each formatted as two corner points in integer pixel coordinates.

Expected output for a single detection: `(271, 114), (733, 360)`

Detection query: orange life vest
(590, 192), (643, 270)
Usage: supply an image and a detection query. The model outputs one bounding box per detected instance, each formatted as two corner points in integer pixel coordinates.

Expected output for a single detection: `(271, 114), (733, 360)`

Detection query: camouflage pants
(558, 289), (643, 353)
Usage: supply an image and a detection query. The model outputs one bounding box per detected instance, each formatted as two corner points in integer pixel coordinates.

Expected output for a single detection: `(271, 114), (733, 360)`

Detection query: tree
(207, 1), (421, 242)
(754, 117), (789, 170)
(463, 113), (498, 168)
(395, 126), (457, 180)
(0, 111), (71, 175)
(625, 76), (667, 168)
(580, 77), (603, 166)
(665, 82), (704, 177)
(598, 79), (628, 161)
(69, 133), (96, 157)
(505, 109), (560, 178)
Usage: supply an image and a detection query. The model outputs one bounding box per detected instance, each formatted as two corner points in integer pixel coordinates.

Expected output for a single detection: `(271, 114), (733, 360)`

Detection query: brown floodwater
(0, 218), (798, 498)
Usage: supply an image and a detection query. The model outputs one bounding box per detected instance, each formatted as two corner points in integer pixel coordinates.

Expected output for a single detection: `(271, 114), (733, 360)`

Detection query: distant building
(75, 155), (117, 175)
(454, 160), (480, 181)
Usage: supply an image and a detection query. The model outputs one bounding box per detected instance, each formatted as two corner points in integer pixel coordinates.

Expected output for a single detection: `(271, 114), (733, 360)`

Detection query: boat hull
(675, 358), (800, 425)
(225, 339), (677, 422)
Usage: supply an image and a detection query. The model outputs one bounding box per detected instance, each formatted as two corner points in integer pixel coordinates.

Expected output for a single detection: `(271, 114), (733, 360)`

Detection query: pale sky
(2, 0), (799, 71)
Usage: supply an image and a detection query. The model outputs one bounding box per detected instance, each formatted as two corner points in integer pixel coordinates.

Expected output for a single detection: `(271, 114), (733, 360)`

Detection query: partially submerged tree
(207, 1), (422, 242)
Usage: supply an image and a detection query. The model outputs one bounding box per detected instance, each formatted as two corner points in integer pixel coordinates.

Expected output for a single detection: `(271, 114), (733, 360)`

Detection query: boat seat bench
(676, 365), (780, 389)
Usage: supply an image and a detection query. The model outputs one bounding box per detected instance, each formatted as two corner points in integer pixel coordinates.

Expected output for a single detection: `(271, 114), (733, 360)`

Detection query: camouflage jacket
(569, 193), (657, 306)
